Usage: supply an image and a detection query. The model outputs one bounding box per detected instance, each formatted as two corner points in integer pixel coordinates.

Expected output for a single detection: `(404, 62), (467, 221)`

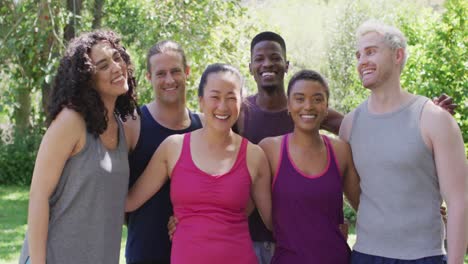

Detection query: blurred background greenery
(0, 0), (466, 262)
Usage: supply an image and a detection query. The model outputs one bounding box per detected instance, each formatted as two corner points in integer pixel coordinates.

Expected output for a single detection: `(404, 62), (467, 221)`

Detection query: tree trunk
(38, 1), (58, 120)
(64, 0), (83, 42)
(13, 86), (31, 137)
(92, 0), (105, 29)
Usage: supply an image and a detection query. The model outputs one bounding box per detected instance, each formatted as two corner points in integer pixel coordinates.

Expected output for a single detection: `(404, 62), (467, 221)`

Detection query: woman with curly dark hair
(19, 30), (138, 264)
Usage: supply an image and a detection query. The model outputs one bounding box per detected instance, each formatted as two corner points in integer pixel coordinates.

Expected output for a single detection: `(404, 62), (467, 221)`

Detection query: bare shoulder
(246, 139), (270, 172)
(53, 107), (85, 127)
(46, 107), (86, 156)
(327, 136), (351, 160)
(162, 133), (185, 149)
(247, 140), (267, 160)
(339, 109), (357, 142)
(258, 136), (282, 155)
(422, 99), (453, 120)
(421, 99), (459, 136)
(49, 108), (86, 138)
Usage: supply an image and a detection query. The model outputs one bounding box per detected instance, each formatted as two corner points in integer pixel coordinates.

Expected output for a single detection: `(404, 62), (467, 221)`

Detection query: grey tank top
(350, 95), (445, 259)
(19, 118), (129, 264)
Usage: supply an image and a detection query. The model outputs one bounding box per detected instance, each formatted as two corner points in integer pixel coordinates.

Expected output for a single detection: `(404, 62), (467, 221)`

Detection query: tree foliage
(0, 0), (257, 185)
(324, 0), (467, 145)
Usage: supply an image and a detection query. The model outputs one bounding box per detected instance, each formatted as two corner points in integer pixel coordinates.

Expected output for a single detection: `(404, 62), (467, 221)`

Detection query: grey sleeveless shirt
(350, 95), (445, 259)
(19, 118), (129, 264)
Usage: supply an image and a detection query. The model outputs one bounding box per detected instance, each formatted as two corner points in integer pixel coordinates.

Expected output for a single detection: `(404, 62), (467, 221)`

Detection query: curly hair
(47, 30), (139, 136)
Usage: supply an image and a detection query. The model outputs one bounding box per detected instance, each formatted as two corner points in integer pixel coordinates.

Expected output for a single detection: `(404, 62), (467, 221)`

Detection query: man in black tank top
(123, 41), (202, 264)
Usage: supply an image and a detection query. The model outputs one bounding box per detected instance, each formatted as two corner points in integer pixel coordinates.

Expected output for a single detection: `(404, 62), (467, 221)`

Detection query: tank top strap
(321, 135), (341, 178)
(272, 134), (290, 188)
(234, 137), (248, 166)
(179, 132), (192, 162)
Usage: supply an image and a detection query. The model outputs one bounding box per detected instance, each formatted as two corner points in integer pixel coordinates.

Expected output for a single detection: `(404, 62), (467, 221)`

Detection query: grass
(0, 186), (28, 263)
(1, 185), (466, 264)
(0, 185), (128, 264)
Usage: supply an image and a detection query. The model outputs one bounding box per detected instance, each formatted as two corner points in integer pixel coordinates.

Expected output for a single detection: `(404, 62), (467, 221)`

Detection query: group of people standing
(19, 19), (466, 264)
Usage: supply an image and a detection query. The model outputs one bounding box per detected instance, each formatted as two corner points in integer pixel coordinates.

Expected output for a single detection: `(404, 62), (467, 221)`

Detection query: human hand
(440, 206), (447, 225)
(339, 220), (349, 241)
(432, 94), (456, 115)
(167, 215), (178, 241)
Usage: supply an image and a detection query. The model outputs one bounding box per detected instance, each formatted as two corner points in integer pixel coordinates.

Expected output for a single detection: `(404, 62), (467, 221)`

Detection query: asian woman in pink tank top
(125, 64), (272, 264)
(259, 70), (361, 264)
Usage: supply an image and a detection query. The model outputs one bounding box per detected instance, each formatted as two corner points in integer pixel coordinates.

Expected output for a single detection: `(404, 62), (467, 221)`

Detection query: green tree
(401, 0), (467, 145)
(0, 0), (257, 185)
(324, 0), (467, 149)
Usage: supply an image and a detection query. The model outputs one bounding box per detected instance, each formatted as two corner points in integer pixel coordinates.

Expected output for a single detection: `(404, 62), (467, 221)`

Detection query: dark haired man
(240, 31), (456, 264)
(237, 31), (344, 264)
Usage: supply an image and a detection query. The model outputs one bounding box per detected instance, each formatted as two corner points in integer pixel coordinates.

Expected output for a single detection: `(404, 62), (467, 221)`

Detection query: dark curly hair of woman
(47, 30), (139, 136)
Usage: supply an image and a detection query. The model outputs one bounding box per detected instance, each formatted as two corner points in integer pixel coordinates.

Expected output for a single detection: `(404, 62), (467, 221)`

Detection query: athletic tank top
(272, 134), (349, 264)
(350, 95), (445, 259)
(242, 94), (294, 242)
(170, 133), (257, 264)
(126, 105), (202, 263)
(19, 117), (129, 264)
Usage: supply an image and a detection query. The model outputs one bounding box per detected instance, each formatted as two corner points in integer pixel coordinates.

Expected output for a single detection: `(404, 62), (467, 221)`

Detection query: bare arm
(338, 111), (355, 143)
(125, 138), (171, 212)
(423, 104), (467, 264)
(321, 108), (344, 135)
(248, 143), (273, 230)
(341, 142), (360, 211)
(28, 109), (85, 264)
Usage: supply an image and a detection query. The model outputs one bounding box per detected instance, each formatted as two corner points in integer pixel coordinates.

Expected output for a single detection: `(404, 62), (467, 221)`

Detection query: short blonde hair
(356, 20), (408, 71)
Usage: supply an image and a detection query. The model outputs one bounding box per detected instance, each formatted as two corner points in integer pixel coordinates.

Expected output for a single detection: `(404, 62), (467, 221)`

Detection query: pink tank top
(170, 133), (258, 264)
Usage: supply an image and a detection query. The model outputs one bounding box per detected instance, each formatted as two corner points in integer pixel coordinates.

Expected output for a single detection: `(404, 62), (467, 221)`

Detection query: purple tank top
(272, 134), (350, 264)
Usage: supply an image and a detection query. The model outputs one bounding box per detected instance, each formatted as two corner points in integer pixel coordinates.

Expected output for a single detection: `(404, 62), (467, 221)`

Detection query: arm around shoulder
(321, 108), (344, 135)
(125, 135), (179, 212)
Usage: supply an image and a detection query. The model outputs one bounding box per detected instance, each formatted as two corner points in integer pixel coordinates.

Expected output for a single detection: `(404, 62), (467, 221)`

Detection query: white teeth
(215, 115), (229, 120)
(112, 75), (125, 83)
(301, 114), (316, 119)
(164, 87), (176, 91)
(261, 72), (275, 77)
(362, 70), (373, 75)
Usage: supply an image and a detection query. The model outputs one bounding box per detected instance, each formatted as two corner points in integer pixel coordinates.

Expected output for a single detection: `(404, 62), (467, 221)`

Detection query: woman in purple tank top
(259, 70), (361, 264)
(126, 64), (272, 264)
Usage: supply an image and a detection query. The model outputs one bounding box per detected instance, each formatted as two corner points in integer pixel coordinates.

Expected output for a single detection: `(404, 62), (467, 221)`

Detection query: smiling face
(250, 40), (289, 94)
(356, 32), (402, 90)
(90, 41), (128, 100)
(288, 80), (328, 132)
(199, 72), (242, 133)
(147, 51), (189, 105)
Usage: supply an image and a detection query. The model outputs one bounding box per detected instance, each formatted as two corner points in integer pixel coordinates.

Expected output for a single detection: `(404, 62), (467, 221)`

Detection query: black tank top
(126, 105), (202, 263)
